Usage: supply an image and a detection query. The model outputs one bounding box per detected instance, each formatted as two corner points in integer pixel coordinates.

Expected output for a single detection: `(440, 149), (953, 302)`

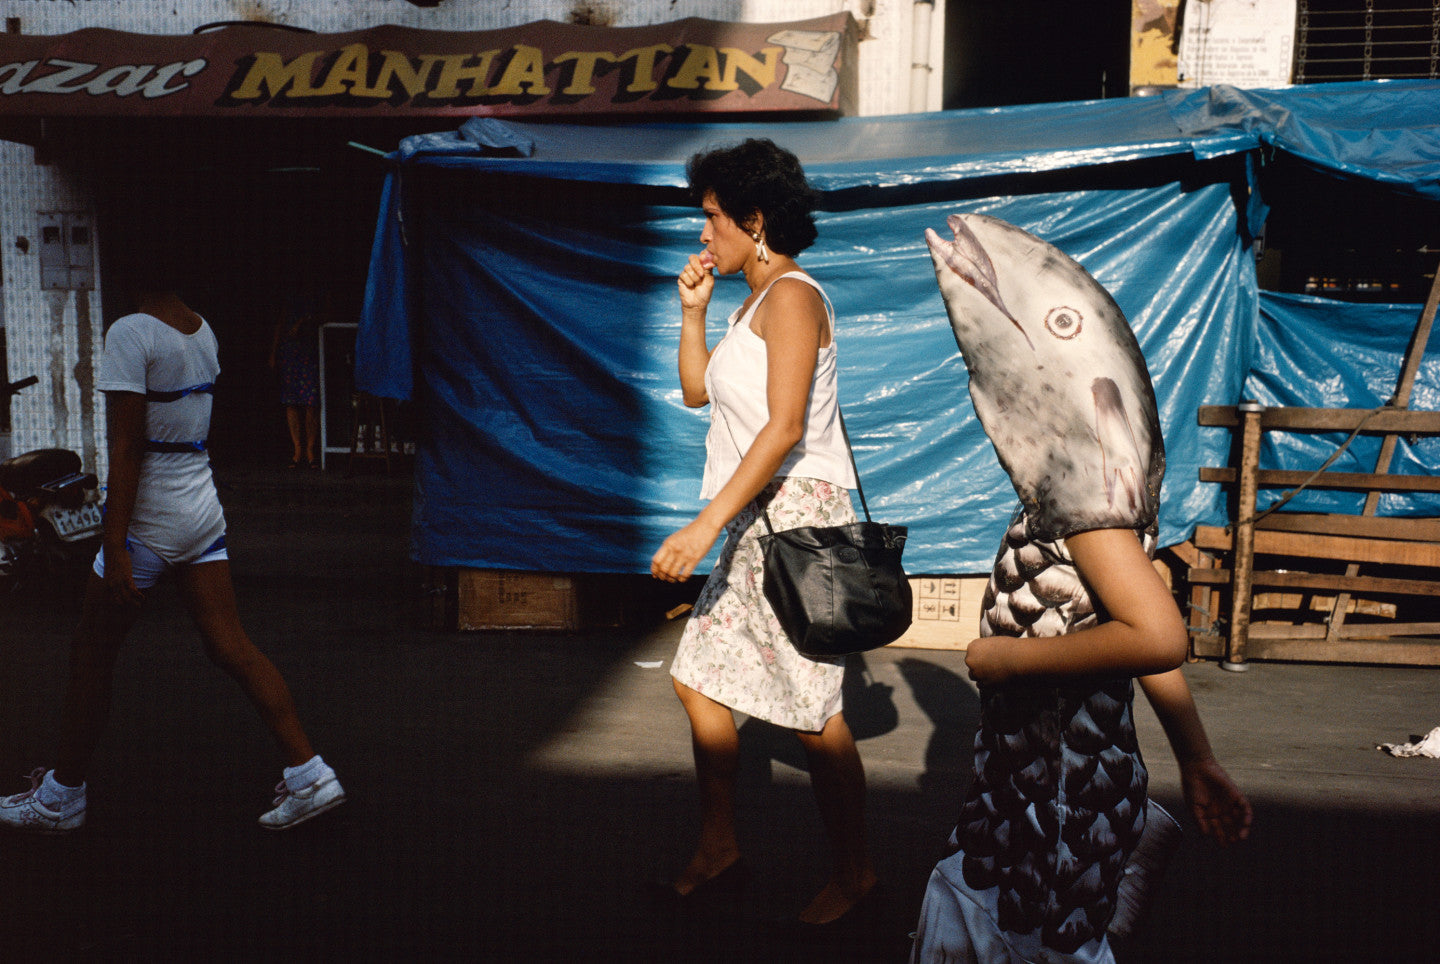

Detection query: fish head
(926, 213), (1165, 540)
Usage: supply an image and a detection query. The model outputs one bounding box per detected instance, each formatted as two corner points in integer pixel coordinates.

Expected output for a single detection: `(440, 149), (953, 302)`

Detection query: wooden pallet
(1186, 262), (1440, 667)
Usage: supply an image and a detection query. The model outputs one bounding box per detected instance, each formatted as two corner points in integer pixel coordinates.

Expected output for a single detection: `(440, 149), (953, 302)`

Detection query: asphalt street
(1, 463), (1437, 962)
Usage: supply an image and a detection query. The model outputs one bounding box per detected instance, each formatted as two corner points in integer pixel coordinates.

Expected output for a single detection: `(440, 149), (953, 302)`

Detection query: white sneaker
(258, 767), (345, 830)
(0, 768), (86, 834)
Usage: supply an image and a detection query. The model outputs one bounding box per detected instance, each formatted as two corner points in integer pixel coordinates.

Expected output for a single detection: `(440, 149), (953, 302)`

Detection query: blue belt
(146, 383), (213, 403)
(144, 439), (207, 453)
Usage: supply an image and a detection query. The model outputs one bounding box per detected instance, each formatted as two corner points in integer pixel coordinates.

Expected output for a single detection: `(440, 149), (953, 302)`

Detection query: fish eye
(1044, 306), (1082, 340)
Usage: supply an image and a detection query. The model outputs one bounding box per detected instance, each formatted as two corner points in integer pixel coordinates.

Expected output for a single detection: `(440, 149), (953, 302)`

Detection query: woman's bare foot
(798, 871), (880, 924)
(672, 847), (743, 896)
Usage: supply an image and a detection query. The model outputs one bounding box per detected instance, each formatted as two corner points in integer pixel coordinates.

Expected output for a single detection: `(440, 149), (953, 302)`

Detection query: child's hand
(963, 636), (1010, 685)
(1179, 755), (1253, 846)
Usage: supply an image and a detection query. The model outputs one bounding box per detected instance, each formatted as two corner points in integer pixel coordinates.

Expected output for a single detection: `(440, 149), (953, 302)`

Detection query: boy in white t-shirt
(0, 283), (344, 833)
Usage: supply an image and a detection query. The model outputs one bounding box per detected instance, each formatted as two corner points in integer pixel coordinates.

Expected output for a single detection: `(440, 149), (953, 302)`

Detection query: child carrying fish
(911, 214), (1251, 963)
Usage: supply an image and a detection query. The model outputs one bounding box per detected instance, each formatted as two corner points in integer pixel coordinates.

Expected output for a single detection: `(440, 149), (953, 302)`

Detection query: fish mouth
(926, 215), (1033, 349)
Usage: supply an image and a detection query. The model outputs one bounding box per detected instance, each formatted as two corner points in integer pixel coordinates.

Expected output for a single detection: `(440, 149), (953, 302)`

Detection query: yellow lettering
(350, 50), (438, 99)
(617, 44), (672, 93)
(230, 50), (323, 99)
(552, 49), (616, 96)
(314, 43), (369, 97)
(718, 46), (780, 91)
(667, 45), (723, 91)
(489, 45), (550, 96)
(431, 50), (500, 98)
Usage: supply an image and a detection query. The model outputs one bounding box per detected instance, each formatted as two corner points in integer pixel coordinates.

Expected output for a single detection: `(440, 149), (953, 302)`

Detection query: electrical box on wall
(38, 212), (94, 291)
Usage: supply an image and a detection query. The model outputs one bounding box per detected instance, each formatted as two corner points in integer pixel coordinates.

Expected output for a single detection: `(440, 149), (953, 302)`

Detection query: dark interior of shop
(50, 117), (446, 467)
(943, 0), (1134, 107)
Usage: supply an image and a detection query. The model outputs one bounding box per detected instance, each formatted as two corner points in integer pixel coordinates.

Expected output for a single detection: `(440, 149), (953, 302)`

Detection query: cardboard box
(889, 559), (1177, 650)
(889, 575), (986, 650)
(455, 569), (628, 631)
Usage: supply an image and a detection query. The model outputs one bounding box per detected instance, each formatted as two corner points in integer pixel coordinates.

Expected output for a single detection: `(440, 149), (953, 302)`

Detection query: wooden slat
(1162, 539), (1205, 568)
(1250, 513), (1440, 542)
(1190, 634), (1440, 666)
(1207, 621), (1440, 641)
(1192, 525), (1440, 566)
(1186, 567), (1440, 596)
(1249, 624), (1327, 639)
(1333, 621), (1440, 639)
(1199, 467), (1440, 493)
(1198, 406), (1440, 433)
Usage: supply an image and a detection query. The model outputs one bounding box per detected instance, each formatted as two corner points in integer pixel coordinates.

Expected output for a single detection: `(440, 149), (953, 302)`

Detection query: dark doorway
(942, 0), (1132, 109)
(42, 117), (437, 468)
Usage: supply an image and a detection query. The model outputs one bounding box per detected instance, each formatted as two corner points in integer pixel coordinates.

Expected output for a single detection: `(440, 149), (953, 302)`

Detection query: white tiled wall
(0, 140), (106, 478)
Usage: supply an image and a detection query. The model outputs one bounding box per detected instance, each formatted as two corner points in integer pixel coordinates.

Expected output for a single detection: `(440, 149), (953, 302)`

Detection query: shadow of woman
(734, 652), (900, 785)
(894, 656), (981, 816)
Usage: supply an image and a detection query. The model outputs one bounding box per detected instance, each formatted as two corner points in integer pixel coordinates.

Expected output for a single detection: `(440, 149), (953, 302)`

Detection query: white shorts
(91, 534), (228, 589)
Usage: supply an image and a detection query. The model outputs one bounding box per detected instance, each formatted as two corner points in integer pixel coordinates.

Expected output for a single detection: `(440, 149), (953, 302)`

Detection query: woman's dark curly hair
(686, 138), (819, 257)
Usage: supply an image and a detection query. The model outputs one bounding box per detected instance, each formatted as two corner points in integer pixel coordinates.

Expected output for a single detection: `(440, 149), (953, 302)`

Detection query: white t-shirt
(699, 272), (857, 500)
(97, 312), (226, 563)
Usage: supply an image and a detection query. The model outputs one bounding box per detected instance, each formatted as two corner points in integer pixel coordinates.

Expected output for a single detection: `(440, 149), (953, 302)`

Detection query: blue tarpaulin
(358, 81), (1440, 574)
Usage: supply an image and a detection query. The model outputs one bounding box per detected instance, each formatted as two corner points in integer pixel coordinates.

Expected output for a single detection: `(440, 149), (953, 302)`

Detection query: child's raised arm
(963, 527), (1188, 685)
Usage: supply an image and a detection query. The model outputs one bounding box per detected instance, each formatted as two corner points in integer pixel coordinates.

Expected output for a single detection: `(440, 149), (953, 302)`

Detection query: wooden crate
(455, 569), (628, 631)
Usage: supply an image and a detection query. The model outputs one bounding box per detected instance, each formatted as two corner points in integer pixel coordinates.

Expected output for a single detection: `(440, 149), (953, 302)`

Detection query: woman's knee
(796, 712), (858, 755)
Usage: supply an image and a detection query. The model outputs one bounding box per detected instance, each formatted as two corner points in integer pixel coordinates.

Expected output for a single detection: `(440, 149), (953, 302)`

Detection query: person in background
(650, 139), (879, 930)
(0, 271), (344, 834)
(269, 293), (322, 469)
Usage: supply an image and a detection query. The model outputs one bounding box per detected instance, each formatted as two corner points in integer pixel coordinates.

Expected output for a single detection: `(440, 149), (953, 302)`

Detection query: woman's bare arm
(651, 279), (825, 581)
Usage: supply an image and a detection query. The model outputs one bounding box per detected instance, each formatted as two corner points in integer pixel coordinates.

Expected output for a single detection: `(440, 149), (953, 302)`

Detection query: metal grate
(1296, 0), (1440, 82)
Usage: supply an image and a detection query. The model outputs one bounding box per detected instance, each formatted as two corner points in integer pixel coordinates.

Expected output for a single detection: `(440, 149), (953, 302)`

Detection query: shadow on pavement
(0, 465), (1436, 962)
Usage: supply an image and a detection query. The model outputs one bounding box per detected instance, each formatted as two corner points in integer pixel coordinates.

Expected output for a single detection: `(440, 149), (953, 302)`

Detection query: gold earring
(752, 232), (770, 263)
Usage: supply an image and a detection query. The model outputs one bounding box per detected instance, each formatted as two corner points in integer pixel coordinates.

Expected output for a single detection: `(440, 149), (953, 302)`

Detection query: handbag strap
(715, 402), (872, 539)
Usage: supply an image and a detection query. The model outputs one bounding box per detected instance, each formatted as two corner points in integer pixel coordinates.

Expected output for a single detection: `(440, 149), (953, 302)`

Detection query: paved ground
(1, 463), (1438, 962)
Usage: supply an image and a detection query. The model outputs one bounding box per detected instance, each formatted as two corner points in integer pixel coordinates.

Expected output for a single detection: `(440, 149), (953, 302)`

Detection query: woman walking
(650, 138), (878, 928)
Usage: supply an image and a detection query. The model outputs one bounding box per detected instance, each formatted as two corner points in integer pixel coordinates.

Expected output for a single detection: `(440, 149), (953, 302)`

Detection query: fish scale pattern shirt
(97, 312), (226, 563)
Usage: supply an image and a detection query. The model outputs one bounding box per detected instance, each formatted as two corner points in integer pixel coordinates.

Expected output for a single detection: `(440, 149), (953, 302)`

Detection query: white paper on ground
(1377, 725), (1440, 758)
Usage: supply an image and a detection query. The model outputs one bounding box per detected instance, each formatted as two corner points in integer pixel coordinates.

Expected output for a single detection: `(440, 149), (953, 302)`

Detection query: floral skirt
(670, 476), (856, 732)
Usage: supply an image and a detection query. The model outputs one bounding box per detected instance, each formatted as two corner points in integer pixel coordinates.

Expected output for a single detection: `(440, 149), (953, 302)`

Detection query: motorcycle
(0, 376), (105, 592)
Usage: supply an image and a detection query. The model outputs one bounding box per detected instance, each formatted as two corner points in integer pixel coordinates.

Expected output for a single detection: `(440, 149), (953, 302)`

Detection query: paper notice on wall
(768, 29), (841, 103)
(1177, 0), (1296, 88)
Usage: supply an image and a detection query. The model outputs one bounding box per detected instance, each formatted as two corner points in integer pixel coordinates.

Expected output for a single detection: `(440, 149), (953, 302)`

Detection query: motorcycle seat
(0, 448), (83, 498)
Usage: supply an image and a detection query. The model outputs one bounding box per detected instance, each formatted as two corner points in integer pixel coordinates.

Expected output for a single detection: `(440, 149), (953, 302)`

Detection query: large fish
(914, 214), (1165, 958)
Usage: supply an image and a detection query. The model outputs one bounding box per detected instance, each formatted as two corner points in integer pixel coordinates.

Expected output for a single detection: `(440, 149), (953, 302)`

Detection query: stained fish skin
(925, 213), (1164, 544)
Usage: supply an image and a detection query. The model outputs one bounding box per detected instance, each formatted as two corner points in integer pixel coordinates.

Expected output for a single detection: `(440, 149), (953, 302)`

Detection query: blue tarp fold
(359, 81), (1440, 574)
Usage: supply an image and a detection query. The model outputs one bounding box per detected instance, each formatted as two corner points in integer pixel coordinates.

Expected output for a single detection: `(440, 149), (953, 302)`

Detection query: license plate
(49, 502), (103, 540)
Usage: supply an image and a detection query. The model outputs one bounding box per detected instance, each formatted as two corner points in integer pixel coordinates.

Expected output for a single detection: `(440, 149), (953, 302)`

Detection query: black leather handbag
(756, 413), (912, 659)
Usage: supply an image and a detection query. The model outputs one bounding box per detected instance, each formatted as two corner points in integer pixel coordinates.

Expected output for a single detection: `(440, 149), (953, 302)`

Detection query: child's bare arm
(964, 527), (1188, 684)
(1139, 668), (1253, 846)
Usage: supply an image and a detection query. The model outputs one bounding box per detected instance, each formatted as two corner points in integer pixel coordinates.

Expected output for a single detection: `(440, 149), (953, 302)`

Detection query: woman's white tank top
(699, 272), (857, 500)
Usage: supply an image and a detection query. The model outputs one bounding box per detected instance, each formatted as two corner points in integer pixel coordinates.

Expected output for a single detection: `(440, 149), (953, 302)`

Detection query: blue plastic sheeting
(358, 81), (1440, 574)
(392, 95), (1219, 189)
(391, 80), (1440, 195)
(1169, 81), (1440, 199)
(374, 177), (1250, 573)
(1246, 292), (1437, 517)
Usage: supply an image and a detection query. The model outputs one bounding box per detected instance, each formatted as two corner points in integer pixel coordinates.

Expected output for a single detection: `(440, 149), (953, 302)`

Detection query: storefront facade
(0, 0), (945, 473)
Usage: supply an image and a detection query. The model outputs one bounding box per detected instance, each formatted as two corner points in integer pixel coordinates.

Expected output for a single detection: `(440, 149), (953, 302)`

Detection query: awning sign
(0, 15), (857, 117)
